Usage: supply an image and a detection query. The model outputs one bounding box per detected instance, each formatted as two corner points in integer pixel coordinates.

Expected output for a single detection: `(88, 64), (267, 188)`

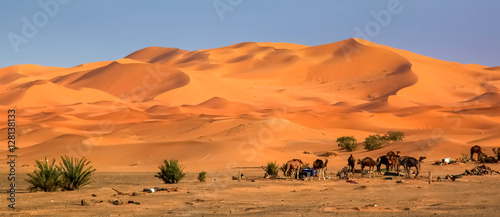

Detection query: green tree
(384, 131), (405, 142)
(364, 135), (385, 151)
(155, 159), (186, 184)
(336, 136), (358, 152)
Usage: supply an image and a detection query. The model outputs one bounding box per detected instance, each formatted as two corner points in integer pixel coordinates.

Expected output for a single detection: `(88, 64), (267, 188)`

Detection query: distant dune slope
(1, 39), (499, 170)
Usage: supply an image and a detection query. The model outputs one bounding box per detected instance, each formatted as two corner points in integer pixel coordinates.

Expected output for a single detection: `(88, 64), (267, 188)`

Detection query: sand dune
(1, 38), (499, 171)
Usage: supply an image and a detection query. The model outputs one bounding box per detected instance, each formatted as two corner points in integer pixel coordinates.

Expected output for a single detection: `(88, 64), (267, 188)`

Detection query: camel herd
(282, 145), (499, 180)
(283, 151), (426, 180)
(470, 145), (500, 163)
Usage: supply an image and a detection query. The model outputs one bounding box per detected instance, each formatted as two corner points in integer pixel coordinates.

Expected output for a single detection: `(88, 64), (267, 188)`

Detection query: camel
(285, 159), (303, 179)
(394, 156), (409, 175)
(470, 145), (483, 161)
(376, 155), (393, 174)
(386, 151), (401, 158)
(313, 159), (328, 180)
(402, 156), (426, 178)
(493, 148), (500, 161)
(357, 157), (378, 178)
(347, 154), (355, 174)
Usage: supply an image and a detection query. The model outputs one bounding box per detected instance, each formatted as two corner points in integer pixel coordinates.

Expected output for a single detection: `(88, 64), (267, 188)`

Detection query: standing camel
(470, 145), (483, 161)
(376, 155), (393, 174)
(402, 156), (426, 178)
(285, 159), (303, 179)
(313, 159), (328, 180)
(493, 148), (500, 161)
(357, 157), (378, 178)
(347, 154), (355, 174)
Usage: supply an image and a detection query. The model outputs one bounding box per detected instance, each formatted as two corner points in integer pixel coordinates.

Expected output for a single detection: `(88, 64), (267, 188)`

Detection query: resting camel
(470, 145), (483, 161)
(357, 157), (378, 178)
(347, 154), (355, 174)
(285, 159), (303, 179)
(376, 155), (393, 174)
(313, 159), (328, 180)
(402, 156), (426, 178)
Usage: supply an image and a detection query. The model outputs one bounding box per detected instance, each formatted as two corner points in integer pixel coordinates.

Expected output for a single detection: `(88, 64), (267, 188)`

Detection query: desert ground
(0, 162), (500, 216)
(1, 38), (500, 215)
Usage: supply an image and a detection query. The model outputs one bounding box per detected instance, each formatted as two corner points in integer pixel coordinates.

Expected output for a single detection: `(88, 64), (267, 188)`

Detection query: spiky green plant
(198, 171), (207, 182)
(58, 156), (96, 190)
(155, 159), (186, 184)
(25, 158), (61, 192)
(262, 161), (279, 177)
(279, 163), (288, 176)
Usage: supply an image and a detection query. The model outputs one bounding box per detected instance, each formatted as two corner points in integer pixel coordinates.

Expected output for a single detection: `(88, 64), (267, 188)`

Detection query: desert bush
(198, 171), (207, 182)
(456, 153), (471, 163)
(320, 151), (338, 157)
(364, 135), (385, 151)
(26, 158), (61, 192)
(279, 163), (288, 176)
(336, 136), (358, 152)
(155, 159), (186, 184)
(58, 156), (96, 190)
(262, 161), (279, 177)
(383, 131), (405, 142)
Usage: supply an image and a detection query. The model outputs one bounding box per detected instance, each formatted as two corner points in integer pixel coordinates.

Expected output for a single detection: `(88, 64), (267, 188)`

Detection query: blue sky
(1, 0), (499, 68)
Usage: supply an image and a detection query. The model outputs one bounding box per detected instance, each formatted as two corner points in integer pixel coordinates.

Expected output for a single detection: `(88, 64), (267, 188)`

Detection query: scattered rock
(186, 202), (194, 205)
(251, 179), (255, 182)
(81, 199), (90, 206)
(90, 199), (103, 203)
(128, 200), (140, 205)
(403, 207), (411, 210)
(132, 192), (140, 196)
(109, 199), (123, 205)
(91, 194), (97, 197)
(195, 199), (205, 202)
(354, 185), (367, 190)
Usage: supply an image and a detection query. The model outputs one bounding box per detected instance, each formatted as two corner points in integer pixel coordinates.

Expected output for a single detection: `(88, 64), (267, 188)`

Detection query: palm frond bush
(155, 159), (186, 184)
(198, 171), (207, 182)
(26, 158), (61, 192)
(58, 156), (96, 190)
(262, 161), (279, 177)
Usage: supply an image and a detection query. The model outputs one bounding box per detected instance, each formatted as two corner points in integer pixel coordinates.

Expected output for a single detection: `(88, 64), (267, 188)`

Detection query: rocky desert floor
(1, 162), (499, 216)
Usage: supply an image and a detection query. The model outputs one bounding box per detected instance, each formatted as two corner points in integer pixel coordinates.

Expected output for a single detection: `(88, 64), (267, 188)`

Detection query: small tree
(198, 171), (207, 182)
(26, 158), (61, 192)
(364, 135), (385, 151)
(336, 136), (358, 152)
(262, 161), (279, 178)
(155, 159), (186, 184)
(384, 131), (405, 142)
(58, 156), (96, 190)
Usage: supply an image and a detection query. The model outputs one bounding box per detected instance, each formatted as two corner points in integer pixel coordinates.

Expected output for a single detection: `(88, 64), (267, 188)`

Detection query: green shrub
(336, 136), (358, 152)
(279, 163), (288, 176)
(198, 171), (207, 182)
(262, 161), (279, 177)
(383, 131), (405, 142)
(26, 158), (61, 192)
(364, 135), (385, 151)
(155, 159), (186, 184)
(58, 156), (96, 190)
